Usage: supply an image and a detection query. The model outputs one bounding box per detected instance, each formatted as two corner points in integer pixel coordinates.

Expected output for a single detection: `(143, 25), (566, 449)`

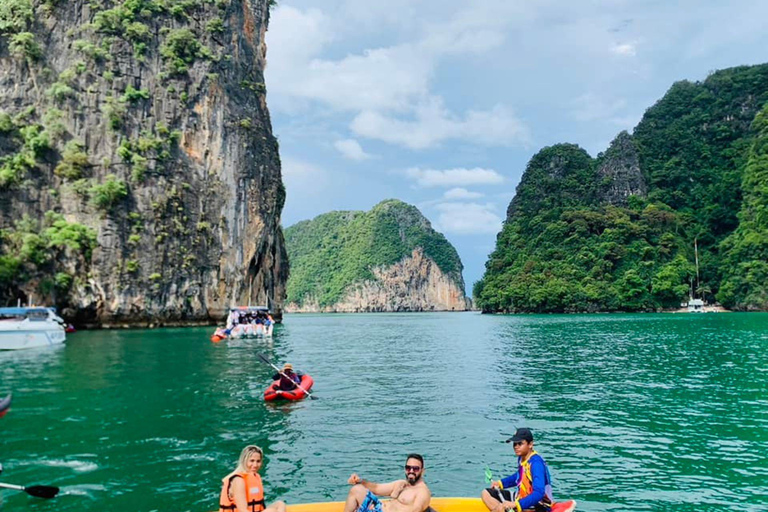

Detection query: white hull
(228, 323), (274, 339)
(0, 322), (66, 350)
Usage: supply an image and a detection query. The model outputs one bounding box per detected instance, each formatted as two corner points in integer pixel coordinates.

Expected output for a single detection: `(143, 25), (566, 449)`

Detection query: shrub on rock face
(0, 0), (33, 34)
(92, 6), (129, 35)
(0, 124), (50, 188)
(89, 175), (128, 213)
(46, 81), (75, 102)
(9, 31), (40, 60)
(0, 112), (13, 132)
(54, 141), (89, 180)
(121, 85), (150, 104)
(160, 28), (209, 74)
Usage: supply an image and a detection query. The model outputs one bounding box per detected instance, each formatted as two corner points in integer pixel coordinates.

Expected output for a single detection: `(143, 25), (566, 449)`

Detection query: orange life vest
(516, 451), (553, 511)
(219, 472), (266, 512)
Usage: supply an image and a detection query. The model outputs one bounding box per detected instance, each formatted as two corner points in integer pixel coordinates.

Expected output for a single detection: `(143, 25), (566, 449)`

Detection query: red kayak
(264, 375), (314, 401)
(0, 393), (11, 418)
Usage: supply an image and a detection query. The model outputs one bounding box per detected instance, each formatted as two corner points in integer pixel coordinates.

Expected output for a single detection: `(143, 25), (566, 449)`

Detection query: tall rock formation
(284, 199), (469, 313)
(506, 143), (595, 219)
(0, 0), (288, 325)
(476, 63), (768, 313)
(595, 131), (646, 205)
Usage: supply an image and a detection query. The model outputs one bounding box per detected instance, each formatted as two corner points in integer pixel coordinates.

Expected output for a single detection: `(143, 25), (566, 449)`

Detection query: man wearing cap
(272, 364), (302, 393)
(481, 428), (562, 512)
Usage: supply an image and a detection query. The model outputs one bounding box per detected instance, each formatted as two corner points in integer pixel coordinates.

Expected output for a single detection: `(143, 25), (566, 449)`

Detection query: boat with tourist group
(0, 307), (66, 350)
(211, 306), (275, 342)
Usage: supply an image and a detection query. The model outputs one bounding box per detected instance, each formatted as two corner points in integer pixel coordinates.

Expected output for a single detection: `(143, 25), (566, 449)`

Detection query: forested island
(284, 199), (469, 312)
(475, 64), (768, 313)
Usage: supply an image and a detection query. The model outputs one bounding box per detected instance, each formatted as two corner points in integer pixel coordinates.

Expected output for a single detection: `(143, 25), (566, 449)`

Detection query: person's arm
(497, 470), (519, 490)
(515, 458), (546, 511)
(347, 474), (400, 496)
(230, 476), (249, 512)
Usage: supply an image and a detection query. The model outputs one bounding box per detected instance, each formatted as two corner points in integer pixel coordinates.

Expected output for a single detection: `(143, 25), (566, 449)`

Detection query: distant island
(475, 64), (768, 313)
(284, 199), (470, 313)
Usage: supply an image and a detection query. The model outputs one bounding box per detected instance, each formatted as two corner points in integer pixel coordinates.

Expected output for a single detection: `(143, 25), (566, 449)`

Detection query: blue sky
(264, 0), (768, 291)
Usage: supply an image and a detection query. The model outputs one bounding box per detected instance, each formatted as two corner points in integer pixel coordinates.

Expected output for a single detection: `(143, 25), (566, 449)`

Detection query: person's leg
(343, 485), (368, 512)
(265, 500), (287, 512)
(481, 488), (505, 512)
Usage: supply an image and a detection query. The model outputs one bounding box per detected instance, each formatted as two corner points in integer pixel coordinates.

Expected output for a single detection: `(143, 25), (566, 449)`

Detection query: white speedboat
(210, 306), (274, 342)
(0, 307), (66, 350)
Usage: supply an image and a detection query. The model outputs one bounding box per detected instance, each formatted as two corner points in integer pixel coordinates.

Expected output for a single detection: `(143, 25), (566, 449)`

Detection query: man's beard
(406, 473), (421, 484)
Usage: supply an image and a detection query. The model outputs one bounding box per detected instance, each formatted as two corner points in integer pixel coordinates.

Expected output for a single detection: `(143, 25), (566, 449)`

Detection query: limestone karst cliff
(284, 200), (470, 313)
(0, 0), (288, 325)
(595, 131), (646, 206)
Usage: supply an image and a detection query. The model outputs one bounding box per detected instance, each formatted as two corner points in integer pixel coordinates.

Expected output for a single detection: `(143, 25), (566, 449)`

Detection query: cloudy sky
(264, 0), (768, 291)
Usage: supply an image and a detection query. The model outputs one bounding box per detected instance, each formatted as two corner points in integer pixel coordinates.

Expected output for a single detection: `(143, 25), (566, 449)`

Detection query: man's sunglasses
(404, 465), (422, 473)
(512, 441), (525, 447)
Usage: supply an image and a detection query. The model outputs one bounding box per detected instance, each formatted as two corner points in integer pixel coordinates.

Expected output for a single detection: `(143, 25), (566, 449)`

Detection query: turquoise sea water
(1, 312), (767, 511)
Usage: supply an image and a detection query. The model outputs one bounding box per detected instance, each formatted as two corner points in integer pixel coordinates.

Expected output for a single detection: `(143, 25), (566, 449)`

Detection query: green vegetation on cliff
(0, 212), (97, 301)
(476, 145), (693, 312)
(285, 199), (464, 307)
(717, 104), (768, 309)
(476, 64), (768, 312)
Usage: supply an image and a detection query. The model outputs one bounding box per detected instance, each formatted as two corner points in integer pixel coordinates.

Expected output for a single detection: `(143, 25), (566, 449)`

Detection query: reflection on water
(0, 313), (766, 511)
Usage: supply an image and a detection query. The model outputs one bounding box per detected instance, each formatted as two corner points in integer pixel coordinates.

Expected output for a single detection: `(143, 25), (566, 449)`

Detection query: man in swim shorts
(344, 454), (431, 512)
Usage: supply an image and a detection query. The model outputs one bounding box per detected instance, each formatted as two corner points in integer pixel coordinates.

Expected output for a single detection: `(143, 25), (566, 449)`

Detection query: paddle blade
(257, 353), (271, 365)
(25, 485), (59, 499)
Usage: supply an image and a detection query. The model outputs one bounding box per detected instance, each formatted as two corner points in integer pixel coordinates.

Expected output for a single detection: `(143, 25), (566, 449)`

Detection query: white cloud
(611, 43), (637, 56)
(266, 2), (529, 149)
(267, 7), (333, 66)
(433, 202), (503, 235)
(444, 188), (484, 200)
(267, 5), (433, 113)
(334, 139), (373, 161)
(281, 156), (328, 192)
(352, 99), (528, 149)
(293, 46), (432, 113)
(404, 167), (504, 188)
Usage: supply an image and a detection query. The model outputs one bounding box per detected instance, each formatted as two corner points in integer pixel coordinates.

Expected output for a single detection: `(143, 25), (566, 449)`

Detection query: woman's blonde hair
(235, 445), (264, 473)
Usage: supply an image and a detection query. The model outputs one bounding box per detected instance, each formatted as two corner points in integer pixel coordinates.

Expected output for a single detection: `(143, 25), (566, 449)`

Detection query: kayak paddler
(481, 428), (565, 512)
(271, 363), (303, 395)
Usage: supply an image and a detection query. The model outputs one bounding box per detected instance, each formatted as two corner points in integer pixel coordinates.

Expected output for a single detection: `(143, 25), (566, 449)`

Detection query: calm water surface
(1, 313), (767, 511)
